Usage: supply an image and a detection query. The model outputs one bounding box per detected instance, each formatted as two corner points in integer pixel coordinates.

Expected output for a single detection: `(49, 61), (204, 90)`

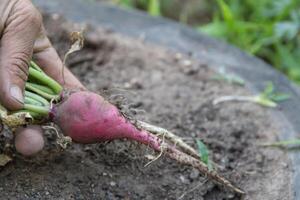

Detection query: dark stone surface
(32, 0), (300, 199)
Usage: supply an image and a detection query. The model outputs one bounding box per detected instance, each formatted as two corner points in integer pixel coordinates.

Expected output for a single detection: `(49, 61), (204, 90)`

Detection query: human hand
(0, 0), (83, 156)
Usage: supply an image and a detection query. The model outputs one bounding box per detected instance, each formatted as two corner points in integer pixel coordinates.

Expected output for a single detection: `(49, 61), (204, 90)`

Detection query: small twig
(213, 96), (255, 105)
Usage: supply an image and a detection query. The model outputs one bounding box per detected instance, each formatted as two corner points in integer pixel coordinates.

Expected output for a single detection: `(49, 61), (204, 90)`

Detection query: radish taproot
(51, 91), (161, 150)
(0, 61), (244, 195)
(50, 90), (243, 194)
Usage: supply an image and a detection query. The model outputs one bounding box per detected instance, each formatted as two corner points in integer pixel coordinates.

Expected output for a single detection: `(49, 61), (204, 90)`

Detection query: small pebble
(181, 59), (192, 67)
(226, 192), (235, 199)
(51, 13), (60, 20)
(255, 154), (263, 164)
(189, 169), (200, 179)
(179, 175), (189, 184)
(174, 53), (183, 61)
(110, 181), (116, 187)
(281, 162), (288, 168)
(191, 132), (196, 137)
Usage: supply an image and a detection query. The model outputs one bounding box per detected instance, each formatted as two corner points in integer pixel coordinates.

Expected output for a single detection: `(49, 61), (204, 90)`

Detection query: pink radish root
(51, 91), (161, 150)
(50, 91), (244, 195)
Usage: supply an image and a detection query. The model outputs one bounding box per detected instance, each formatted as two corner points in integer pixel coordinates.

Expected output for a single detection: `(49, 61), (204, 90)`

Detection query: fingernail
(10, 85), (24, 104)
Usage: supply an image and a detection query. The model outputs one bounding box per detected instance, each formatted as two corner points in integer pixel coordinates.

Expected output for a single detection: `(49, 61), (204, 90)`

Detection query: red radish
(48, 90), (244, 195)
(51, 91), (161, 150)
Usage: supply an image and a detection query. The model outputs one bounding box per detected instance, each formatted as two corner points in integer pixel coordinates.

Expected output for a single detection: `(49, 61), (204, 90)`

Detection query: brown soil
(0, 14), (293, 200)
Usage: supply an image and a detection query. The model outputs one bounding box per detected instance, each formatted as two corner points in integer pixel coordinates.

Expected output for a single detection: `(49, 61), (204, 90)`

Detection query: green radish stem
(25, 91), (50, 106)
(18, 61), (61, 117)
(11, 110), (43, 119)
(23, 104), (49, 116)
(27, 82), (55, 95)
(30, 61), (44, 73)
(28, 67), (63, 94)
(25, 82), (58, 101)
(24, 96), (43, 106)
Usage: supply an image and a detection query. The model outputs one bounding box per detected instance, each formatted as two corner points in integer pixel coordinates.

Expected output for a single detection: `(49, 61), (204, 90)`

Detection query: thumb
(0, 1), (42, 110)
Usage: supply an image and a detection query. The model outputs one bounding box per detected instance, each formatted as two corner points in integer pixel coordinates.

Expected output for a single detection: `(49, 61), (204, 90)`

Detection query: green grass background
(112, 0), (300, 84)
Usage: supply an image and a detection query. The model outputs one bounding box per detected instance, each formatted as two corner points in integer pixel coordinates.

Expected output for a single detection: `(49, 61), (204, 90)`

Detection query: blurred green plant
(213, 81), (290, 107)
(196, 139), (213, 171)
(114, 0), (161, 16)
(212, 66), (245, 86)
(113, 0), (134, 8)
(114, 0), (212, 23)
(261, 139), (300, 148)
(112, 0), (300, 83)
(200, 0), (300, 83)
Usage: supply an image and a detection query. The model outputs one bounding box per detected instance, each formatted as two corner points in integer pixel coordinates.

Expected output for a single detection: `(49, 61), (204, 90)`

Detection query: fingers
(14, 125), (44, 156)
(0, 0), (42, 110)
(0, 1), (83, 158)
(0, 0), (84, 112)
(33, 28), (84, 90)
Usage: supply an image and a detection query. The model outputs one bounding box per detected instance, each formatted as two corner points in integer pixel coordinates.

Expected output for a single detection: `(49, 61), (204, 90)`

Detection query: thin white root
(137, 121), (223, 171)
(50, 98), (56, 110)
(144, 147), (164, 167)
(213, 96), (254, 105)
(144, 132), (166, 167)
(137, 121), (200, 160)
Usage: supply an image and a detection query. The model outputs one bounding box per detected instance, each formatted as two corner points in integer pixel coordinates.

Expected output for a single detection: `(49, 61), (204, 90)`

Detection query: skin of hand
(0, 0), (84, 156)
